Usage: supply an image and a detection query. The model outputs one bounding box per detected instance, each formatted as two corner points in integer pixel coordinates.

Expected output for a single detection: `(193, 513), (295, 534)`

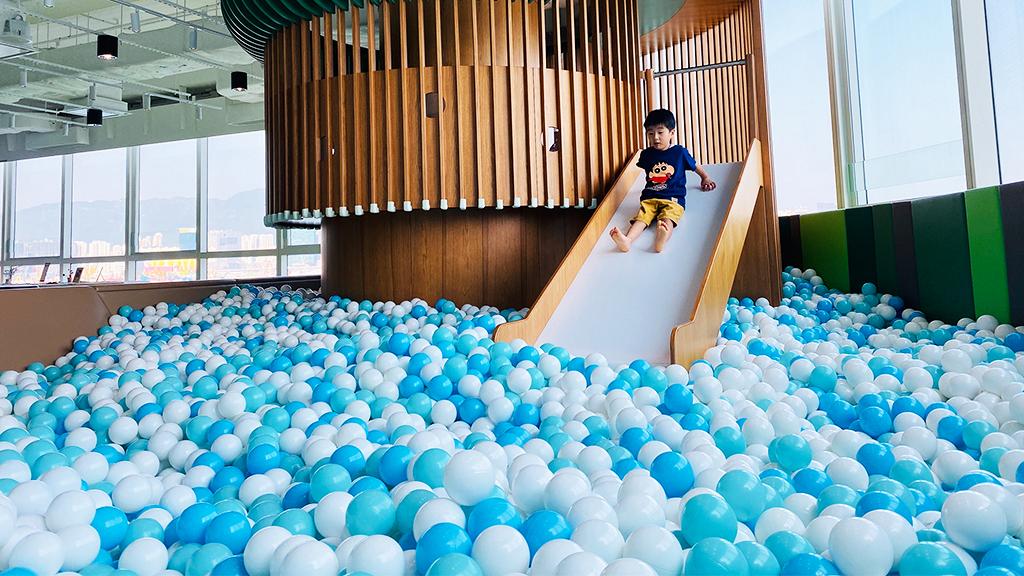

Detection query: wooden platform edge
(492, 150), (645, 345)
(670, 138), (763, 365)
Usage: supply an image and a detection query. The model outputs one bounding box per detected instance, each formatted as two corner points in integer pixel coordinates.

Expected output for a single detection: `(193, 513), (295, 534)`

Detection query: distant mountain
(13, 188), (272, 244)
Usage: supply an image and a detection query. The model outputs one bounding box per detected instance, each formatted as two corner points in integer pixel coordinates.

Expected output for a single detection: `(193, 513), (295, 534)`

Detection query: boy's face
(646, 124), (675, 151)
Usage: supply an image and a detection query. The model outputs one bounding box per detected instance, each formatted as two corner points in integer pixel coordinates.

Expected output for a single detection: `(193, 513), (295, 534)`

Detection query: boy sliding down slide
(610, 109), (717, 253)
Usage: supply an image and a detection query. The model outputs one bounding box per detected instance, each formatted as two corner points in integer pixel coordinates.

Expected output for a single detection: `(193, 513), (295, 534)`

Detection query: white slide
(536, 161), (743, 365)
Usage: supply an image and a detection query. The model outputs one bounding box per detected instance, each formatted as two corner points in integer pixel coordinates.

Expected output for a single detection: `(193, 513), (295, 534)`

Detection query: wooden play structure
(225, 0), (780, 365)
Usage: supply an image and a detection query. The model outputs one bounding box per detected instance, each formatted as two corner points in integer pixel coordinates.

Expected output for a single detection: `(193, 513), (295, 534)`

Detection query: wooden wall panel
(322, 209), (589, 309)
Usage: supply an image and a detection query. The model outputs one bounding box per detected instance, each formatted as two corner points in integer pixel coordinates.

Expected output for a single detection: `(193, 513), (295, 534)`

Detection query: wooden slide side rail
(671, 138), (763, 365)
(492, 150), (645, 345)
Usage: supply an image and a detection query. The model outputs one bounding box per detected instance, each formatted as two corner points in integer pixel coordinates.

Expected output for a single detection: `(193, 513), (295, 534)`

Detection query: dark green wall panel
(1001, 181), (1024, 324)
(891, 203), (920, 310)
(780, 215), (803, 269)
(911, 193), (974, 321)
(965, 187), (1010, 323)
(845, 206), (876, 290)
(799, 211), (849, 292)
(871, 203), (899, 297)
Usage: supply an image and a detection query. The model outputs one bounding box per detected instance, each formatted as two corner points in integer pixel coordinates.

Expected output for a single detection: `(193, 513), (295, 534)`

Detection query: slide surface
(536, 161), (743, 365)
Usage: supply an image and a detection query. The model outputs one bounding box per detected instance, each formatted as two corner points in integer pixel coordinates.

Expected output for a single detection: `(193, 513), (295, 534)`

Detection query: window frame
(0, 132), (320, 285)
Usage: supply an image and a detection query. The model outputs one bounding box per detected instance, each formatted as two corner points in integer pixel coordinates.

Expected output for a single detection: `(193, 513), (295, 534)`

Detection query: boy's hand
(701, 177), (717, 191)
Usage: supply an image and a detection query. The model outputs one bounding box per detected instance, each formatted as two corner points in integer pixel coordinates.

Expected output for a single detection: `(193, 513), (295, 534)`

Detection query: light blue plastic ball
(681, 494), (738, 544)
(346, 490), (396, 536)
(416, 523), (472, 574)
(684, 537), (750, 575)
(899, 543), (967, 576)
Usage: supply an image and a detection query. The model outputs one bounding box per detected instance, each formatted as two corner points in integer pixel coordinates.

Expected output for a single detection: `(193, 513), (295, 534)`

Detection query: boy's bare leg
(654, 219), (674, 253)
(610, 221), (647, 252)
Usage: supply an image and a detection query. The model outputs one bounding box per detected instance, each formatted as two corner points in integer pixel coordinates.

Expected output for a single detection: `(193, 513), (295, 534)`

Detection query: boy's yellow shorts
(631, 198), (684, 227)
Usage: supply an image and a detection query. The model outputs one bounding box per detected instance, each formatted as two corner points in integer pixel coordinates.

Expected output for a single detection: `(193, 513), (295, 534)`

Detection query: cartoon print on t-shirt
(647, 161), (676, 191)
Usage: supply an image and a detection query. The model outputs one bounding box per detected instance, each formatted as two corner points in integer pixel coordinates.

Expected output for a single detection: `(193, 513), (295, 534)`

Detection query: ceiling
(0, 0), (265, 161)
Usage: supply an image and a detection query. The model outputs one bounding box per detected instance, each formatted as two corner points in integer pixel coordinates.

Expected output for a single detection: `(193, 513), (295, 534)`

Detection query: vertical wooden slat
(521, 0), (536, 207)
(338, 8), (350, 215)
(489, 0), (507, 208)
(612, 0), (626, 166)
(398, 1), (410, 211)
(552, 0), (569, 207)
(471, 1), (485, 208)
(416, 1), (428, 210)
(581, 0), (593, 204)
(432, 0), (446, 209)
(381, 3), (393, 211)
(351, 7), (366, 212)
(289, 25), (300, 217)
(505, 0), (518, 205)
(537, 0), (549, 207)
(323, 13), (336, 214)
(451, 1), (465, 207)
(311, 16), (322, 215)
(300, 20), (311, 214)
(566, 0), (580, 207)
(367, 5), (380, 212)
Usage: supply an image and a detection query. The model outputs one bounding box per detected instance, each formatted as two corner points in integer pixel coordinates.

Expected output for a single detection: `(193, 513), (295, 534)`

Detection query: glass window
(13, 156), (62, 258)
(286, 254), (321, 276)
(850, 0), (965, 203)
(73, 262), (126, 283)
(72, 149), (126, 258)
(208, 132), (276, 252)
(137, 259), (197, 283)
(2, 264), (60, 285)
(139, 140), (197, 253)
(287, 229), (320, 246)
(764, 0), (838, 214)
(207, 256), (278, 280)
(987, 0), (1024, 184)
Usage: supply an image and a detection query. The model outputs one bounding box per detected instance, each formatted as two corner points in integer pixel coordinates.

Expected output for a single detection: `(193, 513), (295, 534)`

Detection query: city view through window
(1, 131), (319, 285)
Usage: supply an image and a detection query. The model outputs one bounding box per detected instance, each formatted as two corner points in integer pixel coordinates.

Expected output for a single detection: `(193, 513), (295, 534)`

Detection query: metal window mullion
(2, 162), (13, 263)
(126, 146), (139, 281)
(197, 137), (208, 280)
(277, 228), (286, 276)
(62, 155), (73, 266)
(824, 0), (865, 208)
(952, 0), (1000, 189)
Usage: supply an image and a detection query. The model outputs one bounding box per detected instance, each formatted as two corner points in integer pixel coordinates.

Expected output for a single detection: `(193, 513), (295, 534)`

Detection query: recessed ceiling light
(86, 108), (103, 126)
(96, 34), (118, 60)
(231, 71), (247, 92)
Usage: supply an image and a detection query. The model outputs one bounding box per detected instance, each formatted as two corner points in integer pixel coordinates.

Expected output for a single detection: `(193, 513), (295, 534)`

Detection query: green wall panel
(871, 203), (899, 296)
(799, 210), (849, 292)
(912, 193), (975, 322)
(845, 206), (876, 290)
(891, 203), (920, 309)
(780, 215), (803, 269)
(964, 187), (1011, 323)
(1001, 181), (1024, 324)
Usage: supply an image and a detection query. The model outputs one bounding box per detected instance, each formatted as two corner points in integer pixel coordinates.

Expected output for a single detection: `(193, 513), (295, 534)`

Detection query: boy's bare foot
(654, 220), (673, 253)
(610, 227), (631, 252)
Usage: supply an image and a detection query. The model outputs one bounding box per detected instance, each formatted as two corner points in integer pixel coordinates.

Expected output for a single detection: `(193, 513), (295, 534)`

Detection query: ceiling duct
(0, 111), (55, 134)
(63, 84), (128, 118)
(25, 124), (89, 150)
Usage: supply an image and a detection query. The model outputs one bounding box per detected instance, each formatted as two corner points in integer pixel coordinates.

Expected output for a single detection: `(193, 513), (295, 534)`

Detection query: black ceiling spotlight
(96, 34), (118, 60)
(231, 71), (248, 92)
(86, 108), (103, 126)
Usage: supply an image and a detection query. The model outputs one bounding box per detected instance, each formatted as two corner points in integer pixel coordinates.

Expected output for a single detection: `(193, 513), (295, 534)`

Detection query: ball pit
(0, 268), (1023, 575)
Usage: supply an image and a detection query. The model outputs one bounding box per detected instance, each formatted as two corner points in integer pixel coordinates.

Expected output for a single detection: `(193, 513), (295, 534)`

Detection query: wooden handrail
(493, 150), (645, 345)
(671, 138), (763, 365)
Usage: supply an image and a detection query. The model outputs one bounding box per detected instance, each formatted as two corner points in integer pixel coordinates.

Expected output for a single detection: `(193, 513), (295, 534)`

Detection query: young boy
(610, 109), (716, 253)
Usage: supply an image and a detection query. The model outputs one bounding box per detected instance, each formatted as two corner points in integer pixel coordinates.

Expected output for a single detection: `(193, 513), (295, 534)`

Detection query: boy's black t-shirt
(637, 144), (697, 206)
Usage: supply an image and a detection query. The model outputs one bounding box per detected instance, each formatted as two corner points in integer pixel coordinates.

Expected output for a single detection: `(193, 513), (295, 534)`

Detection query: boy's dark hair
(644, 109), (676, 131)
